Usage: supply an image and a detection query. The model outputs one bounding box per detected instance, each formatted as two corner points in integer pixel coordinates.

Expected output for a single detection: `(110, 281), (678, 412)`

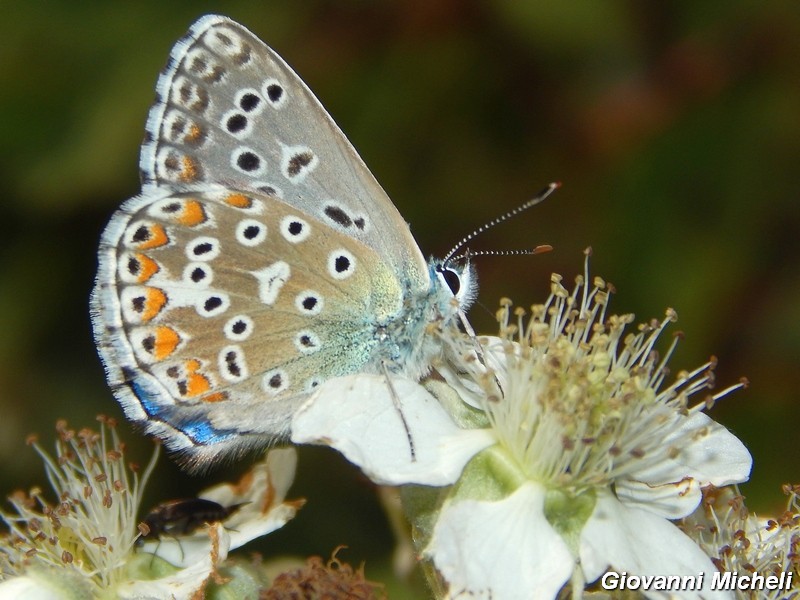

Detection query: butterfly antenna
(442, 182), (561, 265)
(448, 245), (553, 263)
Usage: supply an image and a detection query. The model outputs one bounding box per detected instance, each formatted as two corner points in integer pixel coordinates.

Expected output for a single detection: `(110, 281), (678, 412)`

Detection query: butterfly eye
(439, 267), (461, 296)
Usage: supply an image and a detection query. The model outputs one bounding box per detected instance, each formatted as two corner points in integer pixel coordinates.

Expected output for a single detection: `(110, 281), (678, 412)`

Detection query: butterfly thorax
(375, 259), (476, 380)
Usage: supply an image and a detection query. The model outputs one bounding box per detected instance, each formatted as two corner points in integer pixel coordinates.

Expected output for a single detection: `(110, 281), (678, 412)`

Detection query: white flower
(0, 418), (301, 600)
(292, 257), (753, 599)
(0, 417), (157, 596)
(134, 446), (300, 572)
(680, 485), (799, 600)
(292, 374), (494, 486)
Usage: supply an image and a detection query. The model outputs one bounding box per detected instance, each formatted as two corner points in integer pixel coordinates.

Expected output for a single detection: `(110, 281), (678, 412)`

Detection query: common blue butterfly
(91, 15), (479, 468)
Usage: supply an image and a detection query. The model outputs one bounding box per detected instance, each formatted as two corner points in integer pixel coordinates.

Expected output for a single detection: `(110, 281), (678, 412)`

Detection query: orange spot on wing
(224, 193), (252, 209)
(202, 392), (228, 403)
(152, 326), (180, 360)
(177, 199), (207, 227)
(180, 156), (199, 182)
(175, 359), (213, 398)
(186, 372), (211, 397)
(185, 123), (204, 144)
(135, 253), (159, 282)
(137, 224), (169, 250)
(142, 288), (167, 322)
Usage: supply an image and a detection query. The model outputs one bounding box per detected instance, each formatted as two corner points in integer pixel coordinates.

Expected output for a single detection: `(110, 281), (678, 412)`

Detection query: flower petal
(632, 412), (752, 488)
(580, 491), (732, 599)
(0, 574), (77, 600)
(200, 447), (301, 550)
(436, 336), (511, 410)
(615, 478), (701, 520)
(139, 449), (301, 567)
(138, 531), (226, 570)
(426, 482), (574, 600)
(291, 374), (495, 486)
(120, 523), (230, 599)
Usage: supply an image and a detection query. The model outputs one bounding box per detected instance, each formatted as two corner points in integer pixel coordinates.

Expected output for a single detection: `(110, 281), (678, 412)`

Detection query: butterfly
(90, 15), (481, 469)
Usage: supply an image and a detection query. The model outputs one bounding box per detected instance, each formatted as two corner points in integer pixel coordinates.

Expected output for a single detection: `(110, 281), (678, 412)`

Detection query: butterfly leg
(458, 310), (505, 398)
(381, 361), (417, 462)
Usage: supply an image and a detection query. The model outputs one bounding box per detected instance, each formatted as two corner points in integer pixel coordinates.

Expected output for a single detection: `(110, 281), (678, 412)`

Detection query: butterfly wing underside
(141, 14), (429, 287)
(91, 15), (446, 467)
(93, 187), (405, 462)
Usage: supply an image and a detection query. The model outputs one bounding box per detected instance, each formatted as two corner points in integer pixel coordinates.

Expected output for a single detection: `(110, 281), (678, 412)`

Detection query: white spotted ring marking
(224, 315), (254, 341)
(219, 345), (248, 382)
(183, 262), (213, 286)
(186, 236), (221, 261)
(262, 78), (287, 108)
(262, 368), (289, 395)
(327, 249), (356, 280)
(196, 292), (230, 318)
(280, 215), (311, 243)
(295, 291), (323, 316)
(235, 218), (267, 246)
(294, 330), (321, 355)
(230, 146), (266, 176)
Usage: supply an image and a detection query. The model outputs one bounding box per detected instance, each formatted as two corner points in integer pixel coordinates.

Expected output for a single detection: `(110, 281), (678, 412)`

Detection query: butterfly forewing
(141, 15), (428, 288)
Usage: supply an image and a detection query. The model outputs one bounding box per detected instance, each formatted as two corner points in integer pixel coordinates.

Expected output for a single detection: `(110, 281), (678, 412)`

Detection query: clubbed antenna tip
(443, 182), (561, 265)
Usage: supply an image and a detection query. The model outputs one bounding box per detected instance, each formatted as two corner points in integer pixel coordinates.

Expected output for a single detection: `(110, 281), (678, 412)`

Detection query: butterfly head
(431, 258), (477, 314)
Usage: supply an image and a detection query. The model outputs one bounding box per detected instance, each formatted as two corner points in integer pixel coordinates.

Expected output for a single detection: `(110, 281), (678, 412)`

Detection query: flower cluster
(680, 485), (800, 600)
(4, 255), (793, 600)
(418, 270), (753, 598)
(0, 417), (303, 599)
(0, 417), (156, 596)
(293, 255), (762, 599)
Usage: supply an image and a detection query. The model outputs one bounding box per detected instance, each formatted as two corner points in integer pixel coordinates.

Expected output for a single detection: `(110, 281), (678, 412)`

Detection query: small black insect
(138, 498), (244, 541)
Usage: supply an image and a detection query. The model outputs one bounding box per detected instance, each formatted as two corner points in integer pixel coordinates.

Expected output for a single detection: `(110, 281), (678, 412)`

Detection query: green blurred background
(1, 1), (798, 596)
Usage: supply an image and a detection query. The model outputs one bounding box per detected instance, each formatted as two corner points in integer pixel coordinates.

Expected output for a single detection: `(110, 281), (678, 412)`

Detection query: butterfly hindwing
(92, 187), (405, 456)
